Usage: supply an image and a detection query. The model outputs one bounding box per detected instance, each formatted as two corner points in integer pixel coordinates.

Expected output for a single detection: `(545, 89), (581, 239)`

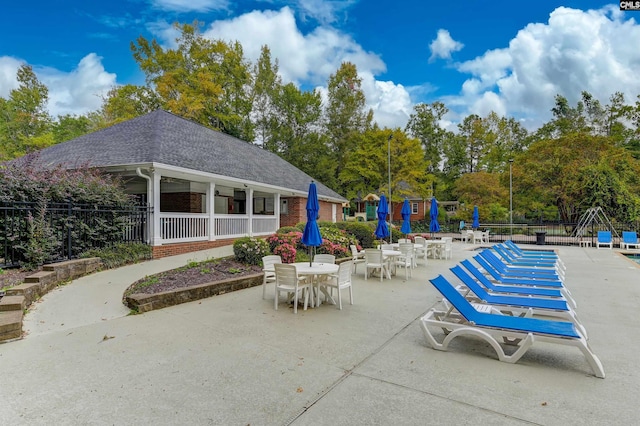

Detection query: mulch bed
(127, 258), (263, 295)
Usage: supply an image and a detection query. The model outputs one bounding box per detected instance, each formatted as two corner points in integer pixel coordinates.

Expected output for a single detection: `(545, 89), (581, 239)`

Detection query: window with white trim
(411, 203), (418, 214)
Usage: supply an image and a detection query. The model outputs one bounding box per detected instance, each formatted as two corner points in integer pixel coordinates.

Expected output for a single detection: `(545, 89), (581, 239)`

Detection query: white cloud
(449, 6), (640, 128)
(429, 29), (464, 62)
(296, 0), (357, 25)
(0, 56), (23, 98)
(198, 7), (385, 85)
(193, 7), (415, 128)
(1, 54), (116, 118)
(150, 0), (228, 13)
(38, 53), (117, 117)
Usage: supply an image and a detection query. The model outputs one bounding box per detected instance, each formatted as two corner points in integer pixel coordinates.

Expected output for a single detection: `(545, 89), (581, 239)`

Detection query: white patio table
(424, 239), (446, 259)
(382, 250), (402, 277)
(292, 262), (339, 306)
(264, 262), (339, 307)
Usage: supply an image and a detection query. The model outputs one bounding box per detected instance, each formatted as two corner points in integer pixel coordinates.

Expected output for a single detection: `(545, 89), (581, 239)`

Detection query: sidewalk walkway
(22, 245), (234, 337)
(1, 243), (639, 424)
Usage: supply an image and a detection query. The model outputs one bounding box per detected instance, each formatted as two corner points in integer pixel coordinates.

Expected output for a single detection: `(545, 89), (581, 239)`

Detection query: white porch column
(247, 188), (254, 236)
(275, 193), (281, 230)
(207, 182), (216, 241)
(150, 168), (162, 246)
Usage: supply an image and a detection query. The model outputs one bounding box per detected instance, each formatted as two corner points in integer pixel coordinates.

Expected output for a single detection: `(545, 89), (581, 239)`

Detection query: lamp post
(388, 134), (392, 224)
(509, 159), (514, 238)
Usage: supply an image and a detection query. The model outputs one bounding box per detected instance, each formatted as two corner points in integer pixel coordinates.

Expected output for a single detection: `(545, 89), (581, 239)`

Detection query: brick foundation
(151, 239), (237, 259)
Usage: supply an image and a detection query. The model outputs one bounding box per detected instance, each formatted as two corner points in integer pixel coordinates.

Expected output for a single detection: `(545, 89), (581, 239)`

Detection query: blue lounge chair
(450, 265), (585, 335)
(504, 240), (557, 258)
(479, 250), (563, 281)
(493, 245), (560, 268)
(473, 255), (564, 288)
(621, 231), (640, 250)
(596, 231), (612, 249)
(421, 275), (605, 378)
(459, 259), (576, 309)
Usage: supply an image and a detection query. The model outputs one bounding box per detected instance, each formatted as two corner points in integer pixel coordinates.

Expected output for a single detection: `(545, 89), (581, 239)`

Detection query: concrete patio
(1, 243), (639, 425)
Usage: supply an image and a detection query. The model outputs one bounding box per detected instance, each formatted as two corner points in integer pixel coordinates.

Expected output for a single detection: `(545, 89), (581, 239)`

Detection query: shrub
(266, 231), (302, 253)
(81, 243), (152, 269)
(273, 243), (297, 263)
(233, 237), (271, 266)
(0, 154), (140, 267)
(276, 226), (299, 234)
(17, 204), (60, 270)
(337, 222), (376, 248)
(317, 227), (356, 258)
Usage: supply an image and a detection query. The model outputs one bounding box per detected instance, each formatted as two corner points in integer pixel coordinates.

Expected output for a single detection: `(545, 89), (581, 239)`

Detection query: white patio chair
(321, 261), (354, 309)
(473, 230), (483, 244)
(274, 263), (311, 314)
(313, 254), (336, 264)
(364, 248), (389, 281)
(261, 255), (282, 299)
(413, 236), (428, 264)
(394, 243), (414, 279)
(441, 237), (453, 260)
(350, 244), (365, 274)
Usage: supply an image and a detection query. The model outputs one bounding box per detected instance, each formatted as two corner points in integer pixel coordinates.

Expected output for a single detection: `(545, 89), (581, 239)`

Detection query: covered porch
(116, 164), (286, 251)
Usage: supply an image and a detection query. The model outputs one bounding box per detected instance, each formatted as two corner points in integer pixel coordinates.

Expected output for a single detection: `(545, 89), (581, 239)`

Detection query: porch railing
(159, 213), (279, 243)
(160, 213), (209, 243)
(252, 215), (278, 235)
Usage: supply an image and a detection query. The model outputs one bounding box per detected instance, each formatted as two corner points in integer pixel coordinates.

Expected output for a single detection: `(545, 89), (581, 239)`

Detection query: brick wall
(152, 239), (235, 258)
(161, 192), (204, 213)
(280, 197), (342, 227)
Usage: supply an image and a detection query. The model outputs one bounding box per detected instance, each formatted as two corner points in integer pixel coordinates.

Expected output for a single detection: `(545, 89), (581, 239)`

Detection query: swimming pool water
(624, 254), (640, 264)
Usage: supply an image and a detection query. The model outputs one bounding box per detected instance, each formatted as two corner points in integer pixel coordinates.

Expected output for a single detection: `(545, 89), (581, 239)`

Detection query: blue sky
(1, 0), (639, 131)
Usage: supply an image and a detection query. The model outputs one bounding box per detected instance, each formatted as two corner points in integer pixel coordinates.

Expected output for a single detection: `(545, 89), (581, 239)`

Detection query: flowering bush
(266, 231), (302, 253)
(233, 237), (271, 266)
(265, 226), (356, 261)
(273, 243), (297, 263)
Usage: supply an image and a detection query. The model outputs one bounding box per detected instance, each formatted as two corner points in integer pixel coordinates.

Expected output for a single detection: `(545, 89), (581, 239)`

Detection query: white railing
(160, 213), (209, 243)
(158, 213), (279, 244)
(252, 215), (278, 235)
(214, 215), (249, 238)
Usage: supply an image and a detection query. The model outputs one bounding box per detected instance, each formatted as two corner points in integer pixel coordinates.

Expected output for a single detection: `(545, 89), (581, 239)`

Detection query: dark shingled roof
(24, 110), (345, 201)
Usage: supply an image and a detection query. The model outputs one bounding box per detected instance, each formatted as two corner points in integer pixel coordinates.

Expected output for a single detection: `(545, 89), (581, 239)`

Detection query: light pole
(388, 134), (392, 225)
(509, 158), (514, 238)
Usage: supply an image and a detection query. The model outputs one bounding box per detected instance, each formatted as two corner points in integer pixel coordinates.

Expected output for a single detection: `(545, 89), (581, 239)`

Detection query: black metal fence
(0, 201), (150, 268)
(403, 219), (640, 247)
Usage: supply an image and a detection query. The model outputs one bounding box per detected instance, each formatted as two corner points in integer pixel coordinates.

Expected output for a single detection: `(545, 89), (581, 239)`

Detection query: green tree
(517, 134), (640, 223)
(453, 171), (508, 221)
(100, 84), (161, 126)
(269, 83), (333, 185)
(405, 101), (449, 173)
(0, 65), (52, 160)
(480, 112), (529, 172)
(131, 22), (254, 141)
(324, 62), (373, 194)
(339, 128), (430, 204)
(251, 45), (282, 149)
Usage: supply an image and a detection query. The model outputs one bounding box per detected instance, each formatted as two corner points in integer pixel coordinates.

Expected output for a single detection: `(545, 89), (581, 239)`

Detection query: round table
(293, 262), (339, 306)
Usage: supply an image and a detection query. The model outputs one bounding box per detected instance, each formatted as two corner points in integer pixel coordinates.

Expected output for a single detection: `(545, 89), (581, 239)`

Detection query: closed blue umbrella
(472, 205), (480, 229)
(375, 194), (390, 243)
(400, 198), (412, 235)
(429, 197), (440, 233)
(302, 182), (323, 265)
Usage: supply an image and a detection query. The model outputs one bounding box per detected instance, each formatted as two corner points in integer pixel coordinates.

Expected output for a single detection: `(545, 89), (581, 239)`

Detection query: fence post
(67, 200), (73, 260)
